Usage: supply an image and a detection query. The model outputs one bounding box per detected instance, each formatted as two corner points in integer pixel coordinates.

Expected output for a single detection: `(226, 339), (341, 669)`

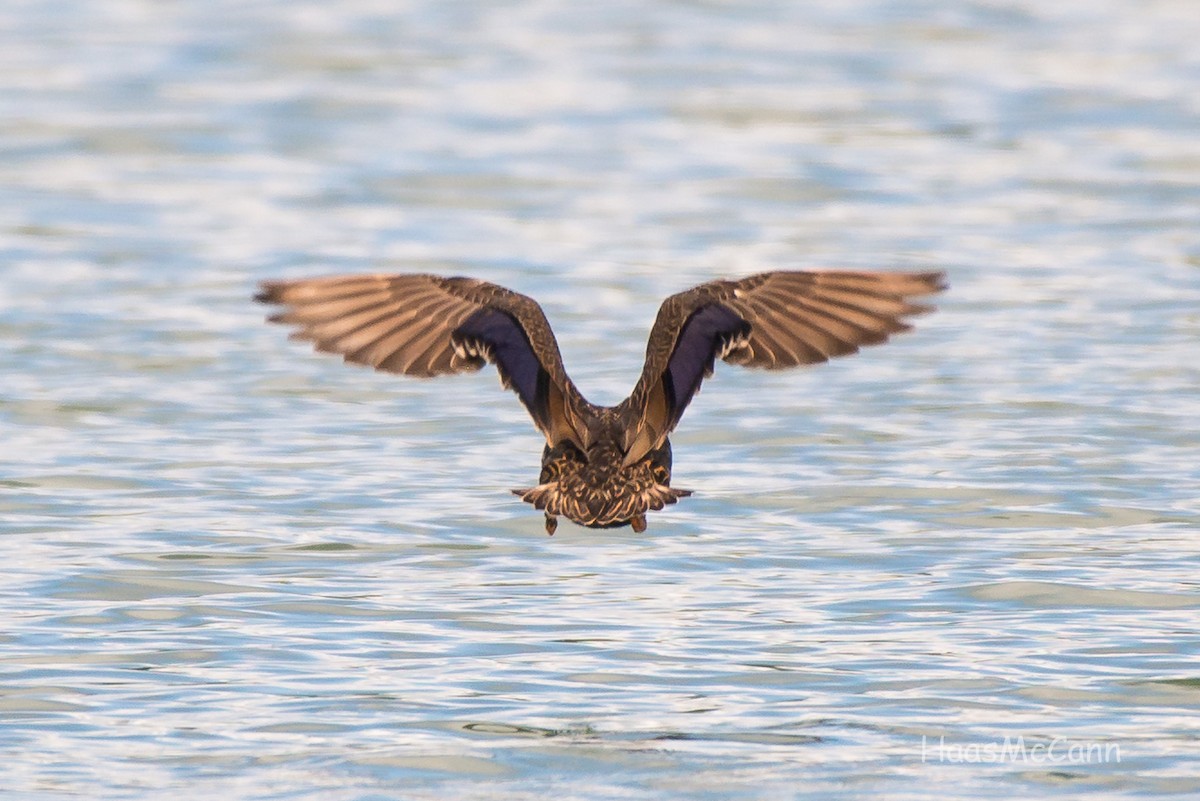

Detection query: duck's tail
(511, 482), (692, 528)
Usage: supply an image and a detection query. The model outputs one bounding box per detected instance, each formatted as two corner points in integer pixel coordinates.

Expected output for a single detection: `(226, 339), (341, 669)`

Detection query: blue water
(3, 1), (1199, 798)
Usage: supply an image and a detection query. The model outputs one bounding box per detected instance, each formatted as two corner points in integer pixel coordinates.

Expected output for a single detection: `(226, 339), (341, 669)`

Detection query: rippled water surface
(3, 1), (1200, 798)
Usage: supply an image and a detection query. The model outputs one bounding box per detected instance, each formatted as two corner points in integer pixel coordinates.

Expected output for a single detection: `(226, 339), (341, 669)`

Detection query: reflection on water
(3, 0), (1200, 798)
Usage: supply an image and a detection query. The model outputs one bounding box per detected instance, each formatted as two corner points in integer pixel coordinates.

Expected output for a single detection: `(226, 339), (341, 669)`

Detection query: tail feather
(512, 482), (691, 527)
(512, 484), (554, 511)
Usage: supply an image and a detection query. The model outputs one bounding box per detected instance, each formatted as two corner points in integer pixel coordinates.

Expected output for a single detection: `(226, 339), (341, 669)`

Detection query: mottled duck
(256, 270), (944, 534)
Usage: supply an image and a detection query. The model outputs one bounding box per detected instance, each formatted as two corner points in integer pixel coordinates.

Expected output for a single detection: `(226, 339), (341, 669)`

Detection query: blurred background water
(2, 0), (1199, 798)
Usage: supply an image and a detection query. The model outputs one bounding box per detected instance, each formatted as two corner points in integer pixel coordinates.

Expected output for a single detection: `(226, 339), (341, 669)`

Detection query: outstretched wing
(255, 273), (587, 447)
(622, 270), (946, 463)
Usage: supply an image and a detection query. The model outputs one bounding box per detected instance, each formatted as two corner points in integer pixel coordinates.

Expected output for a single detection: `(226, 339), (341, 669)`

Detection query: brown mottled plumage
(256, 270), (945, 534)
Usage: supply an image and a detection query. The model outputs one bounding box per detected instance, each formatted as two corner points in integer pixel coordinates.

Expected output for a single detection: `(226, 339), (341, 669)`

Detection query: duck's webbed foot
(631, 514), (647, 533)
(544, 514), (558, 536)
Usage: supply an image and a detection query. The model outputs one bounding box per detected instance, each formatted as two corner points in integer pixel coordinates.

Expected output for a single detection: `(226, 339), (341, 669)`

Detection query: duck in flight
(257, 270), (944, 534)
